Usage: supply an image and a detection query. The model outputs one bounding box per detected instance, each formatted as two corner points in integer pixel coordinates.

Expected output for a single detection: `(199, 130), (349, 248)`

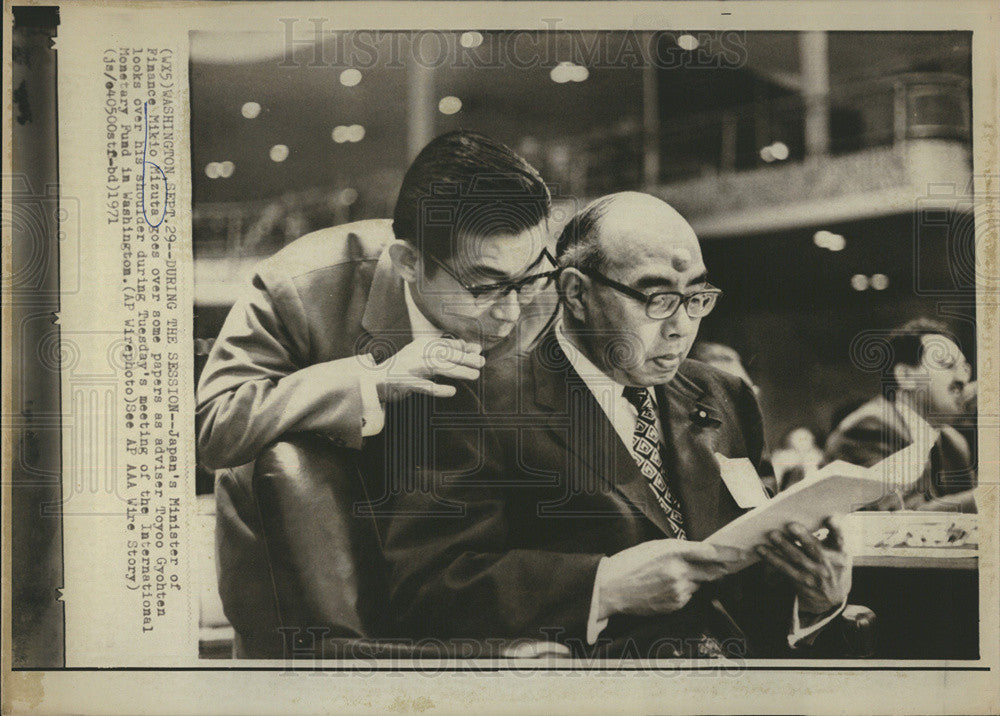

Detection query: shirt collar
(894, 397), (939, 444)
(555, 319), (652, 405)
(403, 281), (443, 340)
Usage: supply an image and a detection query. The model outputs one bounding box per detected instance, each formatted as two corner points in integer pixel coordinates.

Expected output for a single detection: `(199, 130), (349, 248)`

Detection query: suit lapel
(529, 332), (685, 537)
(657, 372), (729, 541)
(357, 249), (411, 361)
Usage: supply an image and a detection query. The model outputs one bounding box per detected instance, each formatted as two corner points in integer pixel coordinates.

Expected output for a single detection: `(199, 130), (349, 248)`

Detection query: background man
(199, 130), (560, 654)
(382, 192), (851, 657)
(824, 317), (977, 510)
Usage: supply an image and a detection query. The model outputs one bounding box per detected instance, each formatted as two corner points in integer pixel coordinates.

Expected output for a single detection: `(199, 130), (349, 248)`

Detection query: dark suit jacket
(380, 329), (795, 657)
(823, 395), (976, 506)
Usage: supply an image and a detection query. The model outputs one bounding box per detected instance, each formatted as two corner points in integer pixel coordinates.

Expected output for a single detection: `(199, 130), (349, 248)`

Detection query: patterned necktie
(622, 386), (687, 539)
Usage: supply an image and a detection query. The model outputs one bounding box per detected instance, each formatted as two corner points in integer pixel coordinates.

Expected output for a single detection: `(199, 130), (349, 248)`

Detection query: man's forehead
(599, 204), (701, 272)
(454, 222), (551, 272)
(605, 236), (706, 282)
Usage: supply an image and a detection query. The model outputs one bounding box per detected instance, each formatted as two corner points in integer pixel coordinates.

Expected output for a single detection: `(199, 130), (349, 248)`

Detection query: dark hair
(392, 130), (550, 272)
(555, 194), (617, 272)
(881, 317), (952, 398)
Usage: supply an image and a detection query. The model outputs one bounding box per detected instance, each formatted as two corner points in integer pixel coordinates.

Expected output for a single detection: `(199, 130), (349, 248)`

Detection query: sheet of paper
(706, 462), (885, 564)
(715, 453), (771, 508)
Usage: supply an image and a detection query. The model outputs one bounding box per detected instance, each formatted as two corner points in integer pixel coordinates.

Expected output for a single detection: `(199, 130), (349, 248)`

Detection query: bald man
(380, 193), (851, 658)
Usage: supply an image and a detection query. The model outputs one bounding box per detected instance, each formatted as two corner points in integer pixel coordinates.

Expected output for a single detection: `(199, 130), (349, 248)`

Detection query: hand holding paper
(706, 459), (889, 571)
(756, 517), (853, 616)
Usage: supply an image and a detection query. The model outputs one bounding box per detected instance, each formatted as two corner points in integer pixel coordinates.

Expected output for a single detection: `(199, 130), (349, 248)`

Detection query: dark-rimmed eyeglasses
(580, 267), (722, 320)
(427, 247), (560, 304)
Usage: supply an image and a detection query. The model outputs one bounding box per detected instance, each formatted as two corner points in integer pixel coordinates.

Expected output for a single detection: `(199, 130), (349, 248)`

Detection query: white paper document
(706, 460), (889, 558)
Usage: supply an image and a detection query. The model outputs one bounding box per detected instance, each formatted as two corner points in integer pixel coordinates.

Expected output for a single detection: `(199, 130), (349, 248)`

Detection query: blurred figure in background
(771, 427), (824, 491)
(823, 317), (977, 511)
(689, 340), (758, 395)
(688, 341), (776, 493)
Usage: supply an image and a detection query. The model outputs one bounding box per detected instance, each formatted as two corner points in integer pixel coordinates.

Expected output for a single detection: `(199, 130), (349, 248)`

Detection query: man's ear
(558, 268), (588, 322)
(387, 240), (420, 283)
(893, 362), (921, 392)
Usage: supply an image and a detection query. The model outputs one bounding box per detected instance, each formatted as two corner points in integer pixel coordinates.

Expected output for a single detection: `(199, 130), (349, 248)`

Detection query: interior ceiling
(189, 31), (971, 204)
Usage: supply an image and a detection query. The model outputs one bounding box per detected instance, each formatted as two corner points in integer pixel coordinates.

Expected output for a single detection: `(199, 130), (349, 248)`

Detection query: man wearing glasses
(824, 317), (977, 511)
(199, 131), (560, 653)
(383, 192), (851, 657)
(197, 130), (558, 470)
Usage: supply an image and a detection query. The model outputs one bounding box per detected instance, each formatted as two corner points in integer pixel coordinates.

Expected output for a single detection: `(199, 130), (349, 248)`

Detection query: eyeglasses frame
(578, 266), (723, 320)
(425, 246), (561, 301)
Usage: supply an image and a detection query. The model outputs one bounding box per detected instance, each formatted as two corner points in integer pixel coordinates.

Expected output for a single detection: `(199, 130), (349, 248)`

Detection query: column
(800, 31), (830, 158)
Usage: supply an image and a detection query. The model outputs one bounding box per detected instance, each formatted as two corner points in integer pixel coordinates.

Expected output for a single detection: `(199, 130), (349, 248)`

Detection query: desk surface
(854, 551), (978, 569)
(847, 511), (978, 570)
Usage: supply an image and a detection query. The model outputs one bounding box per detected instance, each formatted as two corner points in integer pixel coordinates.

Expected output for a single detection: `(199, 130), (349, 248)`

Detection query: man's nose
(661, 306), (696, 339)
(490, 289), (522, 323)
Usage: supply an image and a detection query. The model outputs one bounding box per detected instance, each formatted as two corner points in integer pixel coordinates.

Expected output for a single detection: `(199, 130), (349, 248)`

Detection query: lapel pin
(690, 404), (721, 427)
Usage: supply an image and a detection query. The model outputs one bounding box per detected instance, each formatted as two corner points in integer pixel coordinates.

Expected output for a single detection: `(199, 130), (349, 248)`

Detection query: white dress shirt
(894, 398), (941, 476)
(553, 322), (843, 648)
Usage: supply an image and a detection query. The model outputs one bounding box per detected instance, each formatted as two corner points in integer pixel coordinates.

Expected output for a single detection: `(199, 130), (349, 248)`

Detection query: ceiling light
(438, 96), (462, 115)
(760, 141), (790, 163)
(269, 144), (289, 162)
(241, 101), (261, 119)
(850, 274), (869, 291)
(340, 69), (362, 87)
(460, 32), (483, 49)
(677, 34), (699, 51)
(870, 273), (890, 290)
(218, 161), (235, 178)
(550, 61), (589, 84)
(205, 162), (221, 179)
(332, 125), (365, 143)
(813, 230), (845, 251)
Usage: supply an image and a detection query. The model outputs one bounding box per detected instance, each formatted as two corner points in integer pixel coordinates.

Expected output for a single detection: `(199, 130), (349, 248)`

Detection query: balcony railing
(578, 72), (970, 194)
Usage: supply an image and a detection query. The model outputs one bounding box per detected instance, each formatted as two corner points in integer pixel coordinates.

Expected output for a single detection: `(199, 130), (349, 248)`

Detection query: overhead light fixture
(218, 161), (235, 178)
(677, 34), (700, 51)
(241, 101), (261, 119)
(760, 141), (790, 163)
(870, 273), (890, 290)
(332, 124), (365, 143)
(438, 96), (462, 115)
(269, 144), (289, 162)
(340, 69), (362, 87)
(850, 274), (869, 291)
(460, 31), (484, 49)
(550, 61), (589, 83)
(813, 230), (845, 252)
(205, 162), (221, 179)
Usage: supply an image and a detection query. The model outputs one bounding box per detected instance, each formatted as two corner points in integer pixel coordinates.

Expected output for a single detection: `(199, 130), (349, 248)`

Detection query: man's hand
(756, 517), (852, 616)
(596, 540), (741, 621)
(373, 336), (484, 403)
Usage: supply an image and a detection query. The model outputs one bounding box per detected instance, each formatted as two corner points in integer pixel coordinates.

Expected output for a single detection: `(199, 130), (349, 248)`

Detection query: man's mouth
(483, 328), (513, 343)
(651, 354), (681, 370)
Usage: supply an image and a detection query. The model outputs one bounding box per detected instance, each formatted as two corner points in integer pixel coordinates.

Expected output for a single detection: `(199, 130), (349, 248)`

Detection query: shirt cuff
(357, 354), (385, 438)
(586, 557), (611, 645)
(788, 595), (847, 649)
